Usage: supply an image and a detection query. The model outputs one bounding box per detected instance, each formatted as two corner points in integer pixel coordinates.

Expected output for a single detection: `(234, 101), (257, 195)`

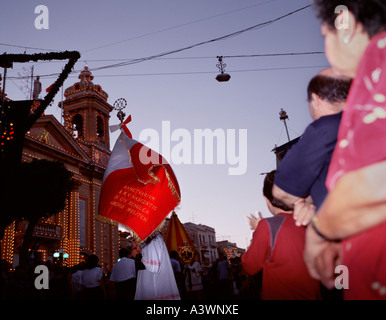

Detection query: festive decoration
(0, 51), (80, 130)
(0, 100), (32, 167)
(0, 120), (14, 147)
(164, 211), (196, 265)
(30, 100), (41, 115)
(223, 247), (237, 260)
(0, 51), (80, 169)
(1, 221), (15, 266)
(215, 56), (231, 82)
(64, 65), (108, 101)
(64, 82), (108, 100)
(98, 115), (181, 243)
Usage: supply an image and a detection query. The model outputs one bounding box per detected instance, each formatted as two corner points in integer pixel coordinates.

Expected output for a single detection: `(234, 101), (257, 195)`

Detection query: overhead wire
(7, 64), (328, 80)
(4, 51), (325, 65)
(81, 0), (281, 53)
(87, 4), (312, 72)
(0, 0), (295, 58)
(0, 42), (61, 52)
(4, 5), (320, 82)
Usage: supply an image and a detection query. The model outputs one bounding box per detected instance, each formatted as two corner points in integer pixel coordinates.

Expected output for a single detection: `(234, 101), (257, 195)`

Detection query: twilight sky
(1, 0), (329, 249)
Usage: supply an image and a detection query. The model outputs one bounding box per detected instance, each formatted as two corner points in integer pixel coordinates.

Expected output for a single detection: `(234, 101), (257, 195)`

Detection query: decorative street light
(53, 248), (69, 265)
(215, 56), (231, 82)
(113, 98), (127, 124)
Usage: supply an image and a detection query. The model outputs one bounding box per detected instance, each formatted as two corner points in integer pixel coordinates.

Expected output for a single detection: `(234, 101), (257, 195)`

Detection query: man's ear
(263, 196), (271, 210)
(311, 93), (322, 109)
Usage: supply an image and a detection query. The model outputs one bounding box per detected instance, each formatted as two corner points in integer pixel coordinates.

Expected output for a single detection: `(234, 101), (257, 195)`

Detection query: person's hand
(248, 212), (262, 230)
(315, 241), (342, 289)
(293, 197), (315, 226)
(304, 225), (328, 281)
(304, 224), (337, 284)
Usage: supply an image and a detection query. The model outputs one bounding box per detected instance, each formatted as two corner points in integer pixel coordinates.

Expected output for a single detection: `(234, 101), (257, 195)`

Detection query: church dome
(64, 66), (108, 101)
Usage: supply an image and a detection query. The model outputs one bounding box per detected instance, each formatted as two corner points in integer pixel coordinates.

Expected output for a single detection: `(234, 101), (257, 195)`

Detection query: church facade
(1, 67), (120, 272)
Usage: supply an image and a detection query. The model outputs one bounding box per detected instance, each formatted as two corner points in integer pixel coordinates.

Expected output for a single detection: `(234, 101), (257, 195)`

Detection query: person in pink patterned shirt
(302, 0), (386, 299)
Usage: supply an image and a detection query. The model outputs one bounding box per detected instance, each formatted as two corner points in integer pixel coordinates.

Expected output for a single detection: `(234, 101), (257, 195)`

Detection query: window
(72, 114), (83, 138)
(96, 115), (105, 139)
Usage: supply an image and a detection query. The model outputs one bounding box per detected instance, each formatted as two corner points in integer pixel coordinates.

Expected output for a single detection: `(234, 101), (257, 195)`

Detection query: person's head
(313, 0), (386, 77)
(219, 252), (226, 261)
(119, 248), (129, 259)
(170, 250), (179, 260)
(263, 170), (292, 214)
(307, 68), (352, 120)
(85, 254), (99, 269)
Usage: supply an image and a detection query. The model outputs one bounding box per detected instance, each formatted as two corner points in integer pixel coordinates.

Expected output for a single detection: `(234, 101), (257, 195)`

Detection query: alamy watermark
(34, 5), (49, 30)
(334, 264), (349, 290)
(138, 121), (248, 176)
(334, 5), (349, 30)
(33, 263), (349, 291)
(34, 265), (49, 289)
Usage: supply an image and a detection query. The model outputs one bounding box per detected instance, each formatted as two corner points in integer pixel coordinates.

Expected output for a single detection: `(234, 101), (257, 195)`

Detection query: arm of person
(241, 220), (270, 275)
(292, 196), (316, 226)
(304, 160), (386, 284)
(303, 225), (342, 287)
(247, 211), (262, 230)
(312, 160), (386, 240)
(272, 184), (301, 209)
(274, 116), (340, 216)
(272, 185), (315, 226)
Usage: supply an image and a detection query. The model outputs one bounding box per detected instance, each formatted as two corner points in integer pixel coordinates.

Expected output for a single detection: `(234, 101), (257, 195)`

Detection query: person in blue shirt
(273, 68), (352, 226)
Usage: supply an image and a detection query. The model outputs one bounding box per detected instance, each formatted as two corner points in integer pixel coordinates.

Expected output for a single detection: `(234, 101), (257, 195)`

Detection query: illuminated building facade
(183, 222), (218, 268)
(1, 66), (119, 272)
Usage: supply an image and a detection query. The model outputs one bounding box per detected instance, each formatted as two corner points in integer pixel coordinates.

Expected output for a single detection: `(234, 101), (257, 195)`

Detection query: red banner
(98, 116), (181, 241)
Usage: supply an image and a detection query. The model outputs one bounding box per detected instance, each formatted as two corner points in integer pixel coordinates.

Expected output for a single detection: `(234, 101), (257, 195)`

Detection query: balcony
(15, 221), (62, 240)
(34, 222), (61, 239)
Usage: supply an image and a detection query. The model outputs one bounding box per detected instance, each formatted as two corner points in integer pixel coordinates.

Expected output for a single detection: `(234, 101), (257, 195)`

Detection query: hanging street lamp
(215, 56), (231, 82)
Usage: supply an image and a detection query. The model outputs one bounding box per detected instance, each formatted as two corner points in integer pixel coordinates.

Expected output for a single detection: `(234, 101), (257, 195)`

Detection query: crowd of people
(0, 247), (263, 300)
(242, 0), (386, 300)
(1, 0), (386, 301)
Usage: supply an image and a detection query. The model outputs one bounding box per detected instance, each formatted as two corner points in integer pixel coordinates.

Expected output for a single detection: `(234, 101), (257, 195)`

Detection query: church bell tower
(62, 66), (113, 152)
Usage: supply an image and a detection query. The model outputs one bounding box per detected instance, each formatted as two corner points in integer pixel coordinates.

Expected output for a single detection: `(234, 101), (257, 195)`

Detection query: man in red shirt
(241, 171), (321, 300)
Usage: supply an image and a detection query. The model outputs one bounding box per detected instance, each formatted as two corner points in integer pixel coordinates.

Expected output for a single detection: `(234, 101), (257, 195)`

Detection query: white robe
(185, 261), (203, 292)
(135, 233), (180, 300)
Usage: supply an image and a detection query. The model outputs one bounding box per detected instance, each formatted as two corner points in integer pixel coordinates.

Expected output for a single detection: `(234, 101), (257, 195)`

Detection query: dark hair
(313, 0), (386, 37)
(170, 250), (179, 260)
(263, 170), (292, 212)
(85, 254), (99, 269)
(119, 248), (129, 258)
(307, 74), (352, 103)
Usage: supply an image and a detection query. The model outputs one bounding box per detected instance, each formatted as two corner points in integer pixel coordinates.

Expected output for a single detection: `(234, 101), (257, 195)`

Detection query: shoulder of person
(264, 214), (289, 229)
(310, 112), (342, 129)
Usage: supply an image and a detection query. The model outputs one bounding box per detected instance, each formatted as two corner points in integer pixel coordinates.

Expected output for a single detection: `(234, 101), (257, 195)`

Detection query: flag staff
(279, 108), (290, 142)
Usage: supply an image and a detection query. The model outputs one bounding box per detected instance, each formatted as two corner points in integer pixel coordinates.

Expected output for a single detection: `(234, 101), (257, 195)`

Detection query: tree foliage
(0, 159), (73, 267)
